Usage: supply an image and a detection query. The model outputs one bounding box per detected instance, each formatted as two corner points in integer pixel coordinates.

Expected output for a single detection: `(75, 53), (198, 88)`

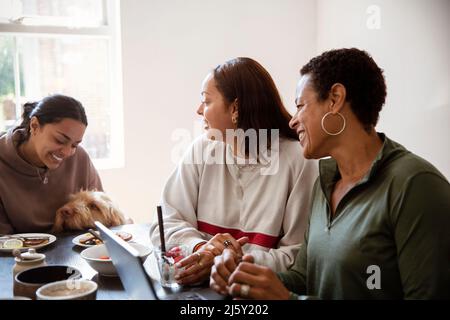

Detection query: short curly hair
(300, 48), (387, 131)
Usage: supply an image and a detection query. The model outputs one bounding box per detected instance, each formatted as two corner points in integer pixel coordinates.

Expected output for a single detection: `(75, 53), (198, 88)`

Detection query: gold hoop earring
(232, 117), (238, 124)
(321, 112), (346, 136)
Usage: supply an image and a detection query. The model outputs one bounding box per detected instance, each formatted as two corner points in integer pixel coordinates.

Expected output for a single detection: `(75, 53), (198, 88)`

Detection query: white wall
(100, 0), (449, 223)
(316, 0), (450, 179)
(99, 0), (317, 223)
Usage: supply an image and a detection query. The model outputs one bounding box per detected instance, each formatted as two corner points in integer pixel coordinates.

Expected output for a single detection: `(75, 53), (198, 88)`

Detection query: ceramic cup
(36, 279), (97, 300)
(13, 265), (82, 299)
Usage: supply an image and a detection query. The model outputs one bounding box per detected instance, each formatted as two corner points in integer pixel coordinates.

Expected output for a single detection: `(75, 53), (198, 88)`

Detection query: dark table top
(0, 223), (154, 300)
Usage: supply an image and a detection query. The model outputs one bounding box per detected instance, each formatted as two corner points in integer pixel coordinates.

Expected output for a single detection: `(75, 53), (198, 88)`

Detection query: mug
(36, 279), (97, 300)
(13, 265), (82, 299)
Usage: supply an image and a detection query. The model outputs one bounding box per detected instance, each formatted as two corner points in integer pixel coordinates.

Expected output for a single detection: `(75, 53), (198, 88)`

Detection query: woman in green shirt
(210, 48), (450, 299)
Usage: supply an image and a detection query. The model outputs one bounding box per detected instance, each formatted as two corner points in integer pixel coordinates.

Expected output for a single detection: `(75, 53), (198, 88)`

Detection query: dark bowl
(13, 265), (82, 299)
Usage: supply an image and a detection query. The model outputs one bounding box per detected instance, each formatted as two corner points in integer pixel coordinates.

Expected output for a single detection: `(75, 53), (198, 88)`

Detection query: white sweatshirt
(150, 135), (318, 272)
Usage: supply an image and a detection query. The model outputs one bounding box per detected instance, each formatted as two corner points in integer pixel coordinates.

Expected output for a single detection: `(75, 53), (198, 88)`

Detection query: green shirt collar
(318, 133), (402, 201)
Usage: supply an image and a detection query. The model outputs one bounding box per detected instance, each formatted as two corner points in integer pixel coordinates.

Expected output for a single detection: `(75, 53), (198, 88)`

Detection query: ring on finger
(223, 240), (232, 247)
(194, 252), (204, 266)
(240, 284), (250, 298)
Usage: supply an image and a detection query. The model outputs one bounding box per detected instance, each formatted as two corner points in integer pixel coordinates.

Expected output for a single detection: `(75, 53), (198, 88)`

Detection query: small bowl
(13, 265), (82, 299)
(81, 243), (151, 276)
(36, 279), (97, 300)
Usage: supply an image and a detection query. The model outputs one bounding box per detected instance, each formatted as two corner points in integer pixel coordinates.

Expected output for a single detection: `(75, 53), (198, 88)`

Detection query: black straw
(157, 206), (166, 253)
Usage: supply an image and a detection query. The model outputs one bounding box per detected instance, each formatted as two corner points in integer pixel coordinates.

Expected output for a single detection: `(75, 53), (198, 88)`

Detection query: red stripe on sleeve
(197, 220), (280, 249)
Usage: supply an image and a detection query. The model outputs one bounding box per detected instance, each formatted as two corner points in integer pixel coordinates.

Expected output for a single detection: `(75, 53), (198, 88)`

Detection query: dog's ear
(108, 207), (126, 226)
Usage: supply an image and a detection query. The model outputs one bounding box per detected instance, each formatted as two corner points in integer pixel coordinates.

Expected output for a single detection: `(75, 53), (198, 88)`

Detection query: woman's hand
(202, 233), (249, 256)
(175, 248), (215, 285)
(227, 262), (291, 300)
(175, 234), (248, 285)
(210, 249), (254, 295)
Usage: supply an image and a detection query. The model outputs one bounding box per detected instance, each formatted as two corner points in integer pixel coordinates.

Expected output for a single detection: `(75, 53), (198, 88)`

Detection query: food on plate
(2, 239), (24, 249)
(23, 237), (50, 247)
(115, 231), (132, 242)
(77, 231), (132, 246)
(99, 255), (110, 260)
(79, 233), (103, 246)
(0, 236), (50, 249)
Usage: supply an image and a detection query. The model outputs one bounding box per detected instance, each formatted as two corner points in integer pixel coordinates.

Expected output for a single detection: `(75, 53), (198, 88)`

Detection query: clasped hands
(210, 249), (291, 300)
(174, 233), (248, 285)
(174, 233), (290, 299)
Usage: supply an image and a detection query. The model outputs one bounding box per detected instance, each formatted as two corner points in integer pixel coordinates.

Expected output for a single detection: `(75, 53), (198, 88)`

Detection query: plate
(72, 233), (100, 248)
(0, 233), (57, 252)
(72, 231), (132, 248)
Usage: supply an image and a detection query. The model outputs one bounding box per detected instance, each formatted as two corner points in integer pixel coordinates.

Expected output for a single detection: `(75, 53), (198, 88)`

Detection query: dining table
(0, 223), (159, 300)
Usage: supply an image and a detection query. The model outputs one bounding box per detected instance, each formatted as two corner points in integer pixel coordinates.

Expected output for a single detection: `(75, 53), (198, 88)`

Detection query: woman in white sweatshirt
(150, 57), (318, 285)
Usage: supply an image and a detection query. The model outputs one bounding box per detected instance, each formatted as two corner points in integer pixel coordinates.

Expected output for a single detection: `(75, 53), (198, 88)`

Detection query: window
(0, 0), (124, 169)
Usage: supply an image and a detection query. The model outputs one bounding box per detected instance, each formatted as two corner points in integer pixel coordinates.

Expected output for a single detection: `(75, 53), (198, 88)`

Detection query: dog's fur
(52, 190), (126, 233)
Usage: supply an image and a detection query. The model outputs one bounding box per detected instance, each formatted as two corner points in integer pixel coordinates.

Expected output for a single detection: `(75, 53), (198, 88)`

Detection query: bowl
(36, 279), (97, 300)
(81, 243), (151, 276)
(13, 265), (82, 299)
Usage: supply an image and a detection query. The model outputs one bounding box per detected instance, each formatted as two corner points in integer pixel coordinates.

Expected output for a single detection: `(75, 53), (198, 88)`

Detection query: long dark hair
(213, 57), (298, 142)
(18, 94), (88, 141)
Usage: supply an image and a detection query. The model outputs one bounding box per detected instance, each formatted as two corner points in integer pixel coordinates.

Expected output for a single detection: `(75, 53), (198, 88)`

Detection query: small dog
(52, 190), (127, 233)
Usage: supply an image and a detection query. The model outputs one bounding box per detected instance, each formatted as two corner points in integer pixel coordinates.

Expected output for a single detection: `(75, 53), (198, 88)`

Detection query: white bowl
(36, 279), (97, 300)
(80, 243), (151, 276)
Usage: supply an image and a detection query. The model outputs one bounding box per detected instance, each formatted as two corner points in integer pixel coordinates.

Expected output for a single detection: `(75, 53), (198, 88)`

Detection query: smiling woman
(211, 48), (450, 300)
(151, 57), (318, 287)
(0, 94), (103, 234)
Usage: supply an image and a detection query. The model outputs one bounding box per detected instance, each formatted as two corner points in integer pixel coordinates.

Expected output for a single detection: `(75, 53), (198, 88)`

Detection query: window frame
(0, 0), (124, 170)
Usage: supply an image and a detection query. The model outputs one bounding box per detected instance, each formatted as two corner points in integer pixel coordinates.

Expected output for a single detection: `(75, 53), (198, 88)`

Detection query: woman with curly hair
(211, 48), (450, 299)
